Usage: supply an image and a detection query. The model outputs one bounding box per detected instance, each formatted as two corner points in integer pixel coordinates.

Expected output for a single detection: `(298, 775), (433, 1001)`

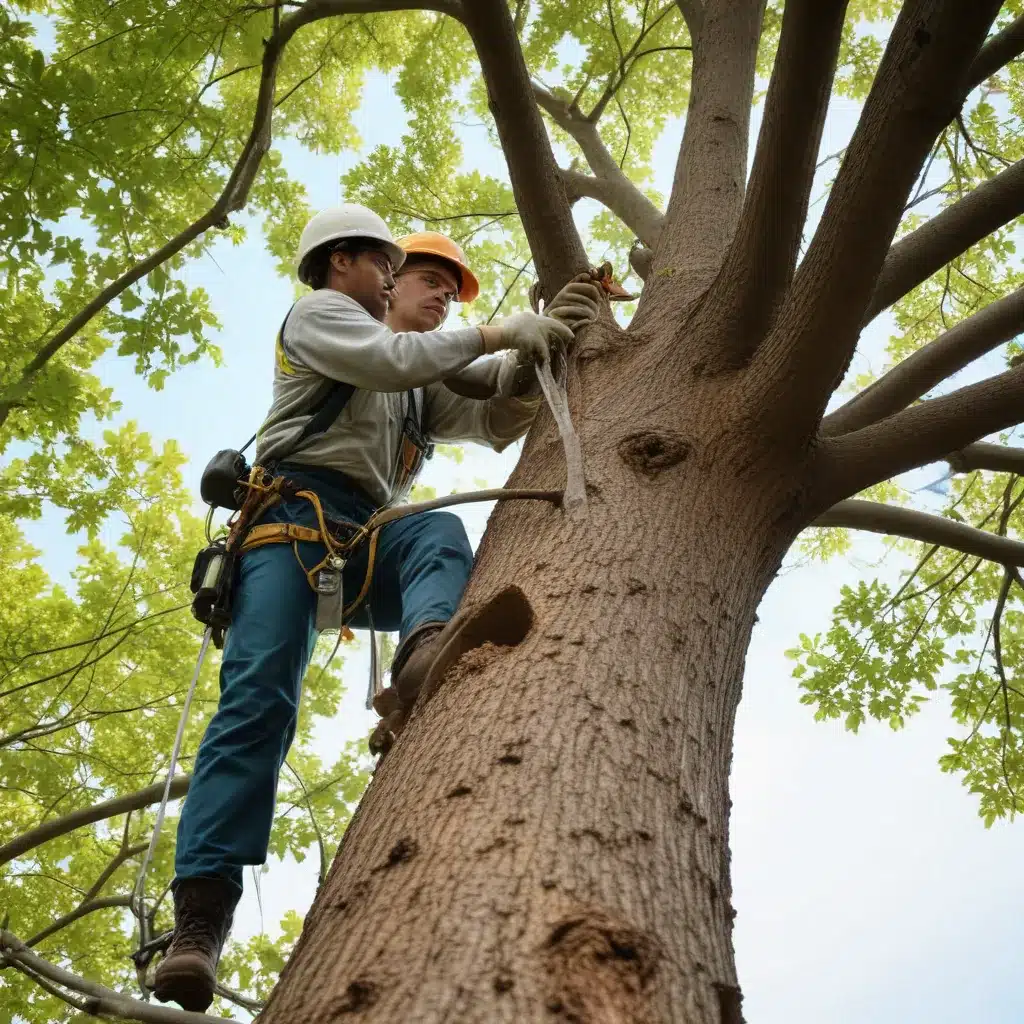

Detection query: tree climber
(152, 205), (602, 1013)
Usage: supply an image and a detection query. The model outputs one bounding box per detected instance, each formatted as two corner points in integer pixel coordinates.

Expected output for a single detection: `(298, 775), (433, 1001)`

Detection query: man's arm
(423, 373), (541, 451)
(287, 290), (484, 390)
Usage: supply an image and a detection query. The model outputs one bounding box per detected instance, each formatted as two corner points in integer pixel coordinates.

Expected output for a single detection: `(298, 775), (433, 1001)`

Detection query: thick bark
(260, 323), (805, 1023)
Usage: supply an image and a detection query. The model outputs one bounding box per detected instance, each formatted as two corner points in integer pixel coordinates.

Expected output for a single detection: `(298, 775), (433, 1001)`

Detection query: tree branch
(635, 0), (764, 318)
(964, 14), (1024, 94)
(0, 777), (190, 867)
(0, 0), (462, 431)
(461, 2), (587, 296)
(813, 499), (1024, 565)
(534, 83), (665, 248)
(753, 0), (1004, 438)
(824, 283), (1024, 434)
(949, 441), (1024, 475)
(822, 362), (1024, 498)
(674, 0), (703, 40)
(25, 896), (133, 948)
(866, 157), (1024, 323)
(82, 841), (151, 903)
(698, 0), (848, 358)
(1, 929), (237, 1024)
(558, 167), (665, 247)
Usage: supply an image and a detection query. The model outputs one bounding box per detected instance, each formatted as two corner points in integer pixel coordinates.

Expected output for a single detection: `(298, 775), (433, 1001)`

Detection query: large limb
(867, 158), (1024, 322)
(636, 0), (764, 314)
(697, 0), (849, 356)
(0, 0), (460, 432)
(820, 362), (1024, 499)
(461, 1), (588, 294)
(752, 1), (1003, 438)
(813, 499), (1024, 565)
(949, 442), (1024, 475)
(825, 283), (1024, 434)
(1, 929), (234, 1024)
(965, 14), (1024, 94)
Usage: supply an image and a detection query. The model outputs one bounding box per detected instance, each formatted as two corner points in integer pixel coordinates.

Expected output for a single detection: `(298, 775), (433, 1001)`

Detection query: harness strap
(241, 522), (323, 551)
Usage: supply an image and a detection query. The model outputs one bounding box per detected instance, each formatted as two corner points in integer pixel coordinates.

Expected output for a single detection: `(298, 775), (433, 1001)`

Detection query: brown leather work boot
(367, 622), (447, 759)
(392, 620), (447, 707)
(152, 877), (237, 1012)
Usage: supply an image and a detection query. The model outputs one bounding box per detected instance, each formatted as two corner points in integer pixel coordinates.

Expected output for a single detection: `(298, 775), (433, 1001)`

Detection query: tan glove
(478, 310), (574, 364)
(544, 276), (603, 328)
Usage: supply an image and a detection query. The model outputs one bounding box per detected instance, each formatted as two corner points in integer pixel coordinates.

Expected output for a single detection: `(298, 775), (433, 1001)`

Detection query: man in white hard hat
(153, 205), (597, 1012)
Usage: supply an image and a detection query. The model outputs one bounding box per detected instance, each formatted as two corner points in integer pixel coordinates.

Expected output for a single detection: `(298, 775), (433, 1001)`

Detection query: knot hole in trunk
(619, 430), (690, 478)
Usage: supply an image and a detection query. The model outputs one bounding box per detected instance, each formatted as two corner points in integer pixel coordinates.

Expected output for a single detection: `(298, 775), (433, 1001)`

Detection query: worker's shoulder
(290, 288), (372, 325)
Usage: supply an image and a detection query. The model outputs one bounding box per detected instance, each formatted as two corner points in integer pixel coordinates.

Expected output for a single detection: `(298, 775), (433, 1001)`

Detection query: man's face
(388, 259), (460, 332)
(330, 249), (395, 321)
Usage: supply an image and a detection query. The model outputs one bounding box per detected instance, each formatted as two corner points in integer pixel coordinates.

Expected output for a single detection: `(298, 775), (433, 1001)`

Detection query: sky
(14, 16), (1024, 1024)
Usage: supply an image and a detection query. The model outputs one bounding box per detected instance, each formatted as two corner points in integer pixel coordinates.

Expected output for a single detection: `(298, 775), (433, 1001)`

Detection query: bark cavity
(417, 585), (534, 706)
(618, 430), (690, 478)
(541, 909), (662, 1023)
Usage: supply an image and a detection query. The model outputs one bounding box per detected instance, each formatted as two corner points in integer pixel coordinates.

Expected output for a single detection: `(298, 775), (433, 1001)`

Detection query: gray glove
(479, 310), (574, 364)
(545, 277), (603, 328)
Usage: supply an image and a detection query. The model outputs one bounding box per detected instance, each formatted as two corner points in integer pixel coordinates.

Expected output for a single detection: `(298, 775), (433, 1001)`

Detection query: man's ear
(329, 250), (352, 276)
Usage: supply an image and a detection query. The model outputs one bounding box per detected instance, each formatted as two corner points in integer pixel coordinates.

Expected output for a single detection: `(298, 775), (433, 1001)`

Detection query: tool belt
(190, 465), (378, 646)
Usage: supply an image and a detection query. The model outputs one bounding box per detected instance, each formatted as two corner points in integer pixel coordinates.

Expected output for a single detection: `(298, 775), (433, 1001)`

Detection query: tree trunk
(259, 323), (807, 1023)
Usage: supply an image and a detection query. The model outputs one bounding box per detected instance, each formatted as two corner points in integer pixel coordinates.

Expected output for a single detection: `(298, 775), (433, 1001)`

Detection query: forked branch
(534, 84), (665, 247)
(823, 362), (1024, 497)
(965, 14), (1024, 94)
(702, 0), (849, 352)
(0, 0), (462, 432)
(825, 283), (1024, 435)
(1, 929), (236, 1024)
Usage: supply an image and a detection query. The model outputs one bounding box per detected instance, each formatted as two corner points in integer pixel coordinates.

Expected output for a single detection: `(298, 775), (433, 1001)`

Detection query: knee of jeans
(430, 511), (472, 555)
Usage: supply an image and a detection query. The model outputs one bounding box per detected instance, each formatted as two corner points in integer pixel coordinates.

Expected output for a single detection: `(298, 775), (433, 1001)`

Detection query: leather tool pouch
(200, 449), (251, 511)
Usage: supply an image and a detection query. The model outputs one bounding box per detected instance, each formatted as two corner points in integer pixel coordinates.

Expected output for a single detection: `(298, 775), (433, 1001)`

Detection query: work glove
(478, 310), (574, 364)
(544, 275), (603, 328)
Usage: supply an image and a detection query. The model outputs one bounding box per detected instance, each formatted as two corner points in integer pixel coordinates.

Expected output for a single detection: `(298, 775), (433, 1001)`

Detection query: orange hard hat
(395, 231), (480, 303)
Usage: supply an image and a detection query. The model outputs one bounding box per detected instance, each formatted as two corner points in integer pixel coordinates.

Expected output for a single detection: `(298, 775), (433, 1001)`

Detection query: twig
(0, 777), (191, 867)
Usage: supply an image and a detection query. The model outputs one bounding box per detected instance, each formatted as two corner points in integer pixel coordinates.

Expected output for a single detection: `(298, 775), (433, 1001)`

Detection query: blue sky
(14, 18), (1024, 1023)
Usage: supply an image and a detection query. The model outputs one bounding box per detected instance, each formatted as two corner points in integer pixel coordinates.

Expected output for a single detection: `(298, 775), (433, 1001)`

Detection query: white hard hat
(295, 204), (406, 284)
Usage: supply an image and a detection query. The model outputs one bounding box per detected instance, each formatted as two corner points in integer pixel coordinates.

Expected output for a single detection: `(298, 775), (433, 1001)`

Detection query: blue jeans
(174, 464), (473, 893)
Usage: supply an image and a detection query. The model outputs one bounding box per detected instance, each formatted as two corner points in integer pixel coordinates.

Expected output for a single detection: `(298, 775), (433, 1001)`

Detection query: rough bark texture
(260, 320), (807, 1022)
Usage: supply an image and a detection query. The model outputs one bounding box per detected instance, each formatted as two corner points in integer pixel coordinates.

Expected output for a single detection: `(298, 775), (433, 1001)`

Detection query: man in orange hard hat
(368, 230), (602, 745)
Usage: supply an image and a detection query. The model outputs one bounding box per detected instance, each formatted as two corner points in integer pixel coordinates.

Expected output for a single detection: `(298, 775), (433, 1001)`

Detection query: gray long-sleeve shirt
(256, 289), (540, 506)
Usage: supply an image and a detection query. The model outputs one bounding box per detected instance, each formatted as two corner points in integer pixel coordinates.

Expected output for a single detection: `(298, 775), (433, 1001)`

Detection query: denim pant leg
(174, 526), (323, 894)
(362, 510), (474, 640)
